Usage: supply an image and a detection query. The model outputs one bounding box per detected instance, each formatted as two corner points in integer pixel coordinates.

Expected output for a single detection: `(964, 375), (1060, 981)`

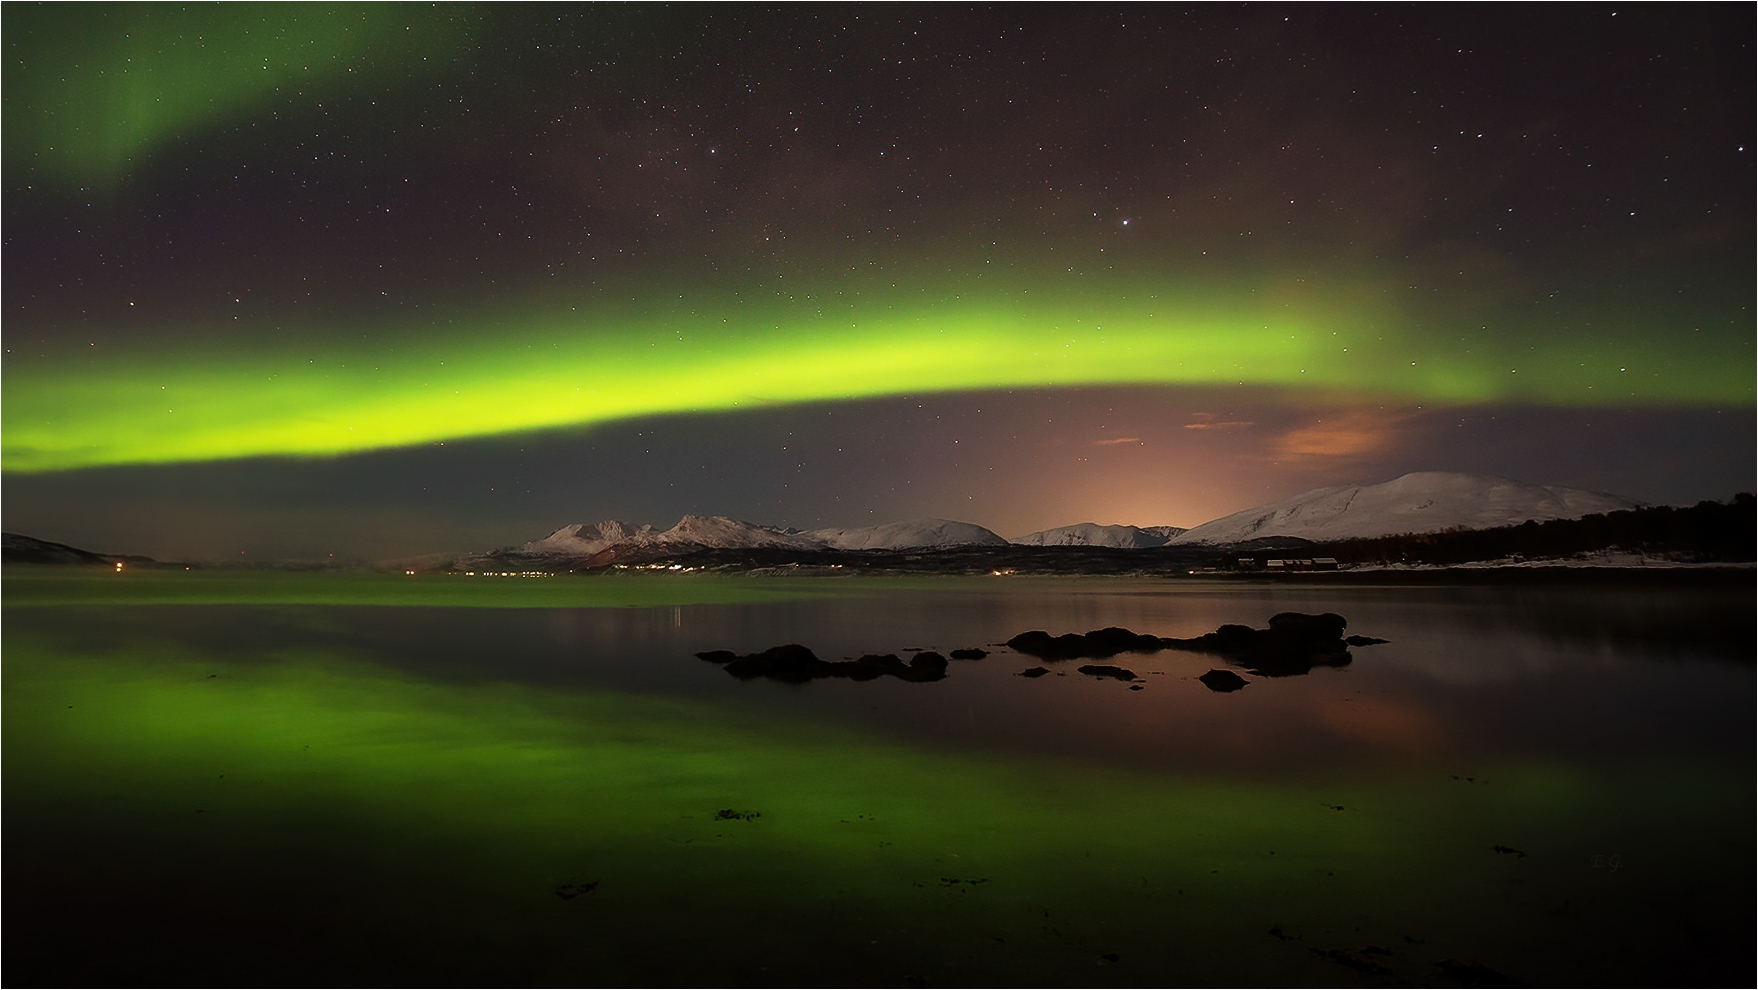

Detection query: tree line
(1288, 493), (1755, 566)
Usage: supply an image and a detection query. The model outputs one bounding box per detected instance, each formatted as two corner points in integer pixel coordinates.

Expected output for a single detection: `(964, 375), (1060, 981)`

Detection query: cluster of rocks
(1006, 612), (1385, 677)
(1169, 612), (1380, 676)
(696, 612), (1385, 688)
(696, 645), (960, 683)
(1003, 627), (1168, 660)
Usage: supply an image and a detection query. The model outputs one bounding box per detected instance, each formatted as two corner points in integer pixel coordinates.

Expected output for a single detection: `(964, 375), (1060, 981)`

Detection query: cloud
(1092, 437), (1142, 446)
(1183, 412), (1256, 430)
(1272, 409), (1415, 459)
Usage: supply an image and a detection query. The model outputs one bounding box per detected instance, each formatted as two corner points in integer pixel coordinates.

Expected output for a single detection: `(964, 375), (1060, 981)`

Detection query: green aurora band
(2, 4), (468, 192)
(5, 274), (1746, 473)
(5, 9), (1748, 476)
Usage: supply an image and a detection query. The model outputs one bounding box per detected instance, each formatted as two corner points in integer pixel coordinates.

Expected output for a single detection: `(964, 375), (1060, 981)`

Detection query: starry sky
(4, 4), (1753, 562)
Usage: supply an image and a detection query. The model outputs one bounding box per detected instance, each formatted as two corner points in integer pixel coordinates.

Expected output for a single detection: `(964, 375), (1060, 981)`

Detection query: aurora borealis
(5, 5), (1752, 561)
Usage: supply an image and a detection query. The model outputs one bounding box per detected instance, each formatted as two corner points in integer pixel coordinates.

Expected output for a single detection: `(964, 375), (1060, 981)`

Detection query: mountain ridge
(1011, 523), (1189, 548)
(454, 515), (1014, 570)
(9, 473), (1681, 570)
(1167, 472), (1640, 545)
(456, 472), (1645, 570)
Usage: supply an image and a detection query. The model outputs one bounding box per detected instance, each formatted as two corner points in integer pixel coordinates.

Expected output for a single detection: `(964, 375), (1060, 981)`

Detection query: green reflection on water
(5, 618), (1750, 986)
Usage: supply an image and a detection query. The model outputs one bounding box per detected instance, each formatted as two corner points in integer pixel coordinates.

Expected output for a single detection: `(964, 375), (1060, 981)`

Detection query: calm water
(5, 573), (1752, 986)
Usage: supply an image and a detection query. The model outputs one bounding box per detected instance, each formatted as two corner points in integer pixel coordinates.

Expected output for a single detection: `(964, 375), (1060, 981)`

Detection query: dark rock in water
(1077, 664), (1138, 681)
(700, 612), (1377, 685)
(1001, 615), (1378, 677)
(909, 652), (949, 677)
(1164, 611), (1356, 676)
(846, 653), (899, 681)
(858, 652), (948, 683)
(696, 645), (946, 683)
(1192, 624), (1261, 653)
(715, 809), (761, 821)
(554, 880), (599, 900)
(1345, 635), (1389, 647)
(1269, 611), (1348, 640)
(720, 643), (826, 682)
(1085, 626), (1169, 655)
(1005, 630), (1074, 658)
(1007, 626), (1168, 660)
(1199, 669), (1249, 692)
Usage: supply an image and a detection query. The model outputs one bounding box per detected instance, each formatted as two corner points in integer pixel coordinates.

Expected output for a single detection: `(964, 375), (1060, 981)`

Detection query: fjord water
(6, 572), (1752, 986)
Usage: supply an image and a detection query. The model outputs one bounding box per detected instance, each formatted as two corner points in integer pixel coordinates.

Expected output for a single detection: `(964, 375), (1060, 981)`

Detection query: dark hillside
(1289, 494), (1755, 567)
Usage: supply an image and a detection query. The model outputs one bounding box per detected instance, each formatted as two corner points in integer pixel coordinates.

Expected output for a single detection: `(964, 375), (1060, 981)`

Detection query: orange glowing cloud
(1183, 412), (1256, 430)
(1273, 408), (1416, 459)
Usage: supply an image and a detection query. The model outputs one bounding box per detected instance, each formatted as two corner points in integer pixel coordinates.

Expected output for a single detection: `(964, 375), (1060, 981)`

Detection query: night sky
(5, 4), (1752, 562)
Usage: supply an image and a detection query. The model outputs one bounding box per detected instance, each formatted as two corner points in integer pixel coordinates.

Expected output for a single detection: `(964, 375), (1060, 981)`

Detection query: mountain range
(5, 472), (1658, 571)
(460, 514), (1013, 569)
(1164, 472), (1640, 545)
(1011, 523), (1189, 548)
(455, 472), (1642, 570)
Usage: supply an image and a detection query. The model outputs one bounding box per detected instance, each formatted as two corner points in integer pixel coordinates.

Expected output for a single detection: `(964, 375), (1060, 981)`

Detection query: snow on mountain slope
(528, 520), (659, 556)
(467, 515), (1005, 566)
(459, 472), (1637, 566)
(1010, 523), (1181, 548)
(802, 518), (1008, 549)
(650, 514), (826, 550)
(1168, 472), (1640, 544)
(457, 515), (820, 567)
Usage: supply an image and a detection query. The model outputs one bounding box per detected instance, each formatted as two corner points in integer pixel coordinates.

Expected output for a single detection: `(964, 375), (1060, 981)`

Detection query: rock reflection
(1004, 611), (1386, 678)
(696, 613), (1389, 694)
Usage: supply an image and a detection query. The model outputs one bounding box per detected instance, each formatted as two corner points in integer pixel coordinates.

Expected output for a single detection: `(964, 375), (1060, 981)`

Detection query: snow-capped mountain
(454, 472), (1647, 570)
(803, 519), (1008, 549)
(638, 514), (826, 551)
(467, 515), (821, 564)
(1010, 523), (1187, 548)
(525, 520), (663, 556)
(458, 514), (1008, 568)
(1167, 472), (1640, 545)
